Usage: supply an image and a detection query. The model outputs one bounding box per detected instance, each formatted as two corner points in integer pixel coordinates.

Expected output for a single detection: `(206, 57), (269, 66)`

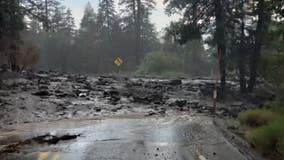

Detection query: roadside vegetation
(137, 40), (214, 78)
(239, 106), (284, 159)
(238, 24), (284, 159)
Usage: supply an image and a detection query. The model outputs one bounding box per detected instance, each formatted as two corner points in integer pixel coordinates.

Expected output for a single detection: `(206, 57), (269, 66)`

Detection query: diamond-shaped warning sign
(114, 57), (123, 66)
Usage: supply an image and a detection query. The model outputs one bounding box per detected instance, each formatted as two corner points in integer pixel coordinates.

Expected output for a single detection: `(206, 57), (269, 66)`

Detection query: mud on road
(0, 116), (252, 160)
(0, 71), (272, 159)
(0, 70), (270, 126)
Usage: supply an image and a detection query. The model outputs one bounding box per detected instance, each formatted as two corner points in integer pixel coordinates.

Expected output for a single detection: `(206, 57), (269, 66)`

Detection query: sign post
(114, 57), (123, 74)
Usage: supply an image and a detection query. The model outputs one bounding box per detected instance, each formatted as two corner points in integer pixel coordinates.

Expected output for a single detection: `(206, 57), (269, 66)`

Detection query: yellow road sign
(114, 57), (123, 66)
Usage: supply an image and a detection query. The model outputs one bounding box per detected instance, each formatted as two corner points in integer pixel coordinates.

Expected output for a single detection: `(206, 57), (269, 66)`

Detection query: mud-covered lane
(0, 71), (266, 127)
(0, 115), (246, 160)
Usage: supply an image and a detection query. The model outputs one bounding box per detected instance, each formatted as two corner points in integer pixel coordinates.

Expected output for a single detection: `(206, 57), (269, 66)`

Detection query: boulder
(33, 90), (50, 96)
(168, 79), (182, 86)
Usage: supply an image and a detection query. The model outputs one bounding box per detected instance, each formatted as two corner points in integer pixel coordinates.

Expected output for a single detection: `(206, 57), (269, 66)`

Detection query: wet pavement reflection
(0, 115), (246, 160)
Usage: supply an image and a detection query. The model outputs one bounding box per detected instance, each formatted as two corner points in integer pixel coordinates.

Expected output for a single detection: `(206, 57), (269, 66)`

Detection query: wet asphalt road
(0, 115), (247, 160)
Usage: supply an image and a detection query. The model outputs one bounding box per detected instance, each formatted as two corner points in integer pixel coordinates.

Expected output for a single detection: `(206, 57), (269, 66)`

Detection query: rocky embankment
(0, 70), (274, 127)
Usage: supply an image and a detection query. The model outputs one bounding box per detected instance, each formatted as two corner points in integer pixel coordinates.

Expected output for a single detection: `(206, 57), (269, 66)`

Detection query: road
(0, 115), (247, 160)
(0, 72), (268, 160)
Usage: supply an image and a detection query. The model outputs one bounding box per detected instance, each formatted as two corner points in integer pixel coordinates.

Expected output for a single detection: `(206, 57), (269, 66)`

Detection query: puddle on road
(0, 115), (246, 160)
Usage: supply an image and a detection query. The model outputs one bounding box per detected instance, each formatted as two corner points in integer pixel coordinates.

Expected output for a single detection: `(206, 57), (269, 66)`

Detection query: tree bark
(43, 0), (49, 31)
(248, 0), (265, 92)
(214, 0), (226, 93)
(239, 0), (247, 93)
(136, 0), (142, 57)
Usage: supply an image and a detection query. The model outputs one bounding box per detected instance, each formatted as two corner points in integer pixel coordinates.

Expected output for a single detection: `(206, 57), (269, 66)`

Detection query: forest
(0, 0), (215, 76)
(0, 0), (283, 93)
(0, 0), (284, 158)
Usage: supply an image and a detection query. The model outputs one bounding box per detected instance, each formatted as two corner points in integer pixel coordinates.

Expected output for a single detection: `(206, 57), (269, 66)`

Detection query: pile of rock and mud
(0, 69), (274, 127)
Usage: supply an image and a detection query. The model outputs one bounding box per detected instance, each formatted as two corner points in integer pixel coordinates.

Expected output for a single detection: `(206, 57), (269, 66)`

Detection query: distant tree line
(1, 0), (283, 95)
(0, 0), (160, 73)
(27, 0), (159, 73)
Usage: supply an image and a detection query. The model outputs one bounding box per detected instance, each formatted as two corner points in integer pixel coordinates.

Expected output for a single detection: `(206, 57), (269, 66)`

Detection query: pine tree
(42, 0), (61, 31)
(97, 0), (117, 40)
(50, 6), (66, 33)
(63, 8), (76, 38)
(165, 0), (228, 93)
(119, 0), (156, 56)
(79, 2), (97, 33)
(76, 2), (100, 73)
(0, 0), (25, 71)
(247, 0), (272, 92)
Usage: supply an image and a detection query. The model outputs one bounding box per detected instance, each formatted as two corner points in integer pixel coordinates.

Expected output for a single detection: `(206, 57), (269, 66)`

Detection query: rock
(39, 85), (49, 90)
(74, 89), (89, 97)
(37, 79), (50, 85)
(79, 93), (87, 97)
(175, 99), (187, 107)
(33, 90), (50, 96)
(132, 92), (164, 104)
(104, 89), (121, 103)
(104, 90), (120, 97)
(75, 75), (87, 83)
(94, 108), (101, 112)
(57, 93), (73, 98)
(96, 77), (114, 85)
(168, 79), (182, 86)
(158, 108), (166, 115)
(230, 101), (244, 107)
(199, 82), (214, 97)
(188, 101), (199, 109)
(0, 91), (9, 97)
(146, 111), (158, 116)
(144, 81), (165, 90)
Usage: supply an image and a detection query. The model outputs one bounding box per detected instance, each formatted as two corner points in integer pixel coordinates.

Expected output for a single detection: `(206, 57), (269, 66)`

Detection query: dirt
(0, 70), (273, 127)
(0, 134), (79, 154)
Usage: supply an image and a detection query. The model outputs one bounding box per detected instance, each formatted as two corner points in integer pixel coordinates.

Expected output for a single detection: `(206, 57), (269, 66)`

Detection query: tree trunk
(131, 0), (139, 61)
(239, 58), (247, 93)
(136, 0), (142, 57)
(248, 0), (265, 92)
(44, 0), (49, 31)
(239, 0), (247, 93)
(214, 0), (226, 93)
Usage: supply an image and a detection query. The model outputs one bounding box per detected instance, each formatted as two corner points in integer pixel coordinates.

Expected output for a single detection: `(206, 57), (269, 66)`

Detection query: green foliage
(260, 23), (284, 96)
(137, 39), (214, 77)
(278, 136), (284, 156)
(245, 119), (284, 156)
(265, 100), (284, 114)
(0, 0), (25, 38)
(137, 51), (183, 75)
(183, 40), (214, 77)
(238, 109), (279, 127)
(239, 107), (284, 158)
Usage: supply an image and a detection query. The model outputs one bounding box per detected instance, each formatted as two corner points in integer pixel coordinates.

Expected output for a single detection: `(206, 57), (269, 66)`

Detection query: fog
(0, 0), (214, 78)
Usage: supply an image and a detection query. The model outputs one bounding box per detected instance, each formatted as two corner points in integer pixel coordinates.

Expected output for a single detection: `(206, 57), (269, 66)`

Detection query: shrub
(277, 136), (284, 156)
(245, 119), (284, 156)
(238, 109), (279, 127)
(265, 100), (284, 114)
(137, 51), (184, 76)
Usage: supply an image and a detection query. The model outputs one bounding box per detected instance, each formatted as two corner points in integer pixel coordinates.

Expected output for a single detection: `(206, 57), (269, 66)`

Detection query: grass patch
(245, 119), (284, 156)
(239, 106), (284, 159)
(265, 101), (284, 114)
(238, 109), (279, 127)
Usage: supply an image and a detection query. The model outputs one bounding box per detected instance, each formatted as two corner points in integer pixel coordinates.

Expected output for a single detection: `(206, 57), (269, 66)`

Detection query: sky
(61, 0), (180, 32)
